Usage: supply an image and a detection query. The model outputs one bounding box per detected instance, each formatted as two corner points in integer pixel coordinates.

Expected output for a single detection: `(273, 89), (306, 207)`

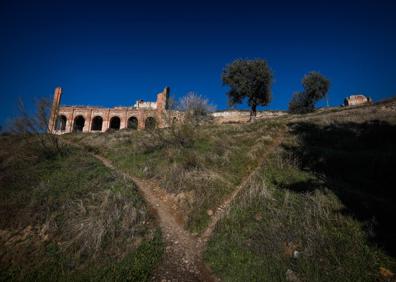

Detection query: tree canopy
(289, 72), (330, 114)
(302, 71), (330, 101)
(222, 59), (273, 121)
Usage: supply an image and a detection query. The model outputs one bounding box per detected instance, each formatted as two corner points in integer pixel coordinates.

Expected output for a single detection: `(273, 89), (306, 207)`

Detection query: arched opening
(127, 116), (138, 129)
(109, 116), (121, 130)
(145, 117), (156, 130)
(73, 116), (85, 132)
(91, 116), (103, 131)
(55, 115), (67, 131)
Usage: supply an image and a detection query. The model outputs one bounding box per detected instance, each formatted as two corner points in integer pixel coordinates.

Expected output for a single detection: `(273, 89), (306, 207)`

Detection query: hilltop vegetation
(1, 99), (396, 281)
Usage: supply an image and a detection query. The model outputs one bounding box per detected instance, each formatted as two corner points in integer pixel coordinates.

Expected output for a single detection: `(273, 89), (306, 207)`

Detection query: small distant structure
(344, 94), (372, 106)
(133, 99), (157, 109)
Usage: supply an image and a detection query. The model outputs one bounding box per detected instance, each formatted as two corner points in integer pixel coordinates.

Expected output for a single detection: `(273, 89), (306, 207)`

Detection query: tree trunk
(249, 103), (257, 122)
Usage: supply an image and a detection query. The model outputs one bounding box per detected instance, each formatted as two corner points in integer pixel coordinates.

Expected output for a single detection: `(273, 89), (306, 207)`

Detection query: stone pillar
(155, 87), (170, 128)
(85, 109), (93, 132)
(48, 87), (62, 133)
(138, 110), (145, 129)
(103, 109), (111, 132)
(156, 87), (170, 111)
(65, 114), (72, 133)
(120, 110), (128, 129)
(69, 109), (75, 132)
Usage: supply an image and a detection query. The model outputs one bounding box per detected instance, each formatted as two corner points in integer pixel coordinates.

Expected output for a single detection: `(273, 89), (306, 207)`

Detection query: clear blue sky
(1, 0), (395, 126)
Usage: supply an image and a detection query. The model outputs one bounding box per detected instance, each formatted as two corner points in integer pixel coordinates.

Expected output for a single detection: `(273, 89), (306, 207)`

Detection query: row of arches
(55, 115), (157, 132)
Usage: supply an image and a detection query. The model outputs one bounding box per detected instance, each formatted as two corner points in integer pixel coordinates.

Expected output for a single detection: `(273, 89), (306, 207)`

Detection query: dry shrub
(59, 190), (147, 261)
(140, 92), (216, 152)
(141, 120), (199, 153)
(239, 173), (273, 206)
(9, 98), (65, 157)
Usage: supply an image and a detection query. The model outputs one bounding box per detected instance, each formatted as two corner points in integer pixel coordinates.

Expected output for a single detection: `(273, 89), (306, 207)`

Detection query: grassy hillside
(204, 147), (395, 281)
(65, 100), (396, 281)
(0, 136), (163, 281)
(204, 102), (396, 281)
(64, 120), (286, 233)
(2, 99), (395, 281)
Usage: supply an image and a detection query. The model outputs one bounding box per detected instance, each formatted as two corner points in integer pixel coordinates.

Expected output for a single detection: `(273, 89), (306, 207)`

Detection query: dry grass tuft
(60, 190), (145, 260)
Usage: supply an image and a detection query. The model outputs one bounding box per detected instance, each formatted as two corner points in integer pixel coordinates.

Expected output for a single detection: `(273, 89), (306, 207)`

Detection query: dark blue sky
(1, 0), (395, 126)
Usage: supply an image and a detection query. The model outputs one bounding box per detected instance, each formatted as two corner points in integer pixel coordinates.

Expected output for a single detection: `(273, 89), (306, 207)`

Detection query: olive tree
(288, 71), (330, 114)
(222, 59), (273, 121)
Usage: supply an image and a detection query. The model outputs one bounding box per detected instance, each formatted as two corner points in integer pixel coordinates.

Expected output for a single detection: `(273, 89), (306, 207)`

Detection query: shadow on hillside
(283, 120), (396, 257)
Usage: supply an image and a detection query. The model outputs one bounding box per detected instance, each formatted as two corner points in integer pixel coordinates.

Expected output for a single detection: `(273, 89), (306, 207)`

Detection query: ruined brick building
(344, 94), (372, 106)
(49, 86), (176, 134)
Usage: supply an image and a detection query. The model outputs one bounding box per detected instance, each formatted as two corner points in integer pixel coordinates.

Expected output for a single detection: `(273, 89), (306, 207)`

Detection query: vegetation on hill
(2, 97), (396, 281)
(205, 154), (394, 281)
(222, 59), (273, 121)
(289, 72), (330, 114)
(64, 120), (286, 234)
(64, 100), (396, 281)
(205, 119), (396, 281)
(205, 102), (396, 281)
(0, 136), (163, 281)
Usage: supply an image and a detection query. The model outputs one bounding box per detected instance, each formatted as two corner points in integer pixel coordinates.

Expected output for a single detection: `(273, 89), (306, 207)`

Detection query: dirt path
(67, 128), (285, 281)
(94, 154), (215, 282)
(199, 132), (285, 246)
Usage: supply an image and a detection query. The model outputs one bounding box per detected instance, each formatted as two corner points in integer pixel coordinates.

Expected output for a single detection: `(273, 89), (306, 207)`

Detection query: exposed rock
(261, 135), (273, 142)
(379, 266), (394, 280)
(255, 212), (263, 221)
(286, 269), (301, 282)
(283, 241), (302, 258)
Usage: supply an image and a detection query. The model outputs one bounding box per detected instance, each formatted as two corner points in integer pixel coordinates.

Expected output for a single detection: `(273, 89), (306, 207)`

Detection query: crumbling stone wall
(344, 95), (372, 106)
(49, 86), (286, 133)
(49, 87), (177, 134)
(210, 110), (286, 124)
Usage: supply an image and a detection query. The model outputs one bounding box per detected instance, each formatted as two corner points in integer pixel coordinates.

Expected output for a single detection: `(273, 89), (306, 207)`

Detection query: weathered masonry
(49, 86), (176, 134)
(344, 94), (372, 106)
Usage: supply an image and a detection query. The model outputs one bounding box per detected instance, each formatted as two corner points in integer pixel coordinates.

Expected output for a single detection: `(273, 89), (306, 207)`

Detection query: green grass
(61, 105), (396, 280)
(1, 229), (163, 282)
(0, 135), (163, 281)
(204, 152), (395, 281)
(63, 121), (286, 233)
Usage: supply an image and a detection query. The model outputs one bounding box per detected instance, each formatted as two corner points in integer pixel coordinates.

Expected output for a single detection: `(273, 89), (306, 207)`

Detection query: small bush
(177, 91), (216, 123)
(288, 92), (314, 114)
(8, 97), (66, 157)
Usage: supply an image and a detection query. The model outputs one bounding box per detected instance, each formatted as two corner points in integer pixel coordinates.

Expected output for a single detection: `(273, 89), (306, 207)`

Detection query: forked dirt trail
(77, 129), (285, 281)
(94, 155), (215, 282)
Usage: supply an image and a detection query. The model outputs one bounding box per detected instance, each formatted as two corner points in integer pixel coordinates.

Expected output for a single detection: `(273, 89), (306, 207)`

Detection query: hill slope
(2, 99), (396, 281)
(0, 138), (163, 281)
